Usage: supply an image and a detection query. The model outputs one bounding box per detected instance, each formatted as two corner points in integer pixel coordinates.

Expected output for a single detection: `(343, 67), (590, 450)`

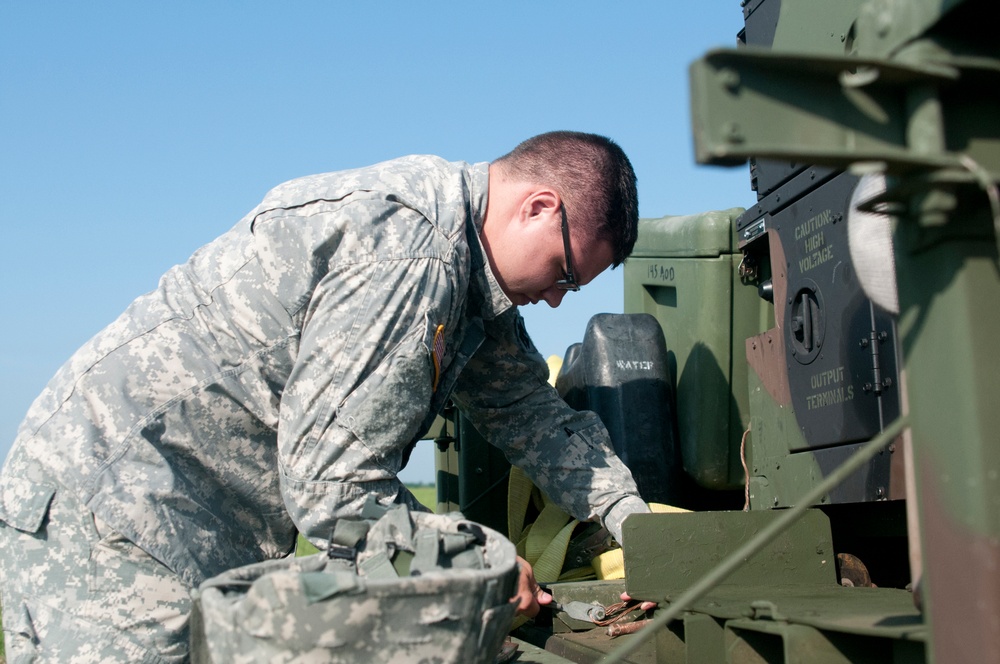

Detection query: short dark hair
(492, 131), (639, 266)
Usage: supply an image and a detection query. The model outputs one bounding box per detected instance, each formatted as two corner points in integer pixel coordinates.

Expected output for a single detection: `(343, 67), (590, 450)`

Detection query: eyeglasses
(555, 204), (580, 292)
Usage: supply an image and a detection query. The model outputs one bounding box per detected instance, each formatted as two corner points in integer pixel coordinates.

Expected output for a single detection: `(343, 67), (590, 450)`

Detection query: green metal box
(623, 209), (766, 490)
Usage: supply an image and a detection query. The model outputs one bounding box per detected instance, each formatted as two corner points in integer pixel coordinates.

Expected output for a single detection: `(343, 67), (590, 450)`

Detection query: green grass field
(408, 484), (436, 511)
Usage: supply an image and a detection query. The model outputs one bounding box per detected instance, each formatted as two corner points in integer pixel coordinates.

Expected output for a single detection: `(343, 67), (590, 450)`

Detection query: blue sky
(0, 2), (752, 483)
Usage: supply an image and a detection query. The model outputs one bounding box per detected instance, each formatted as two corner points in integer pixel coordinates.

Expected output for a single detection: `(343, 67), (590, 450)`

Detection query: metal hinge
(860, 329), (893, 396)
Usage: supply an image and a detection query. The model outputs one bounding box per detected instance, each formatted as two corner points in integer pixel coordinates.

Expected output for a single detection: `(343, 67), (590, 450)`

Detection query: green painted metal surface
(683, 0), (1000, 660)
(542, 629), (658, 664)
(746, 368), (825, 510)
(509, 636), (579, 664)
(893, 187), (1000, 662)
(724, 618), (918, 664)
(622, 510), (836, 595)
(690, 48), (961, 172)
(666, 586), (922, 640)
(767, 0), (864, 55)
(679, 613), (726, 664)
(629, 210), (742, 259)
(442, 3), (997, 663)
(624, 211), (764, 491)
(610, 496), (925, 662)
(603, 417), (911, 664)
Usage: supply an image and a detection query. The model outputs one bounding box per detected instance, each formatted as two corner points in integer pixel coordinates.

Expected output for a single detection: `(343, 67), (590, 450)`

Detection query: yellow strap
(531, 516), (578, 584)
(593, 548), (627, 580)
(507, 465), (534, 545)
(545, 355), (563, 387)
(507, 425), (582, 584)
(648, 502), (692, 515)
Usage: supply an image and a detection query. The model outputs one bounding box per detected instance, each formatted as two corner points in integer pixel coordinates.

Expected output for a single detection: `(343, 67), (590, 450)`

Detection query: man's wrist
(604, 495), (650, 544)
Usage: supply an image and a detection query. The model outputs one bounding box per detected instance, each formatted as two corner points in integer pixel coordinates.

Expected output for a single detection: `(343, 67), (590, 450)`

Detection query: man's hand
(512, 556), (553, 617)
(620, 591), (657, 612)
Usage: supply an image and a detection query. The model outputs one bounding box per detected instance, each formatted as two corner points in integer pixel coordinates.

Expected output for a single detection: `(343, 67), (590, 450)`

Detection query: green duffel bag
(190, 503), (518, 664)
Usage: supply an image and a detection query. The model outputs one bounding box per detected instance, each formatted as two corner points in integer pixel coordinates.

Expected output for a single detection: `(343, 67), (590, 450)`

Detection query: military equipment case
(623, 209), (762, 492)
(190, 506), (518, 664)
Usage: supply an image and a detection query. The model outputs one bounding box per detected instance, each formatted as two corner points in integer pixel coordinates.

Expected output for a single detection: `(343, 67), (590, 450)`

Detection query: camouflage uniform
(190, 503), (521, 664)
(0, 155), (646, 660)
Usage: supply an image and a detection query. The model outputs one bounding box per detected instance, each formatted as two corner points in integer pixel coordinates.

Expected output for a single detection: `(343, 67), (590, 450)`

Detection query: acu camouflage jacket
(0, 155), (645, 587)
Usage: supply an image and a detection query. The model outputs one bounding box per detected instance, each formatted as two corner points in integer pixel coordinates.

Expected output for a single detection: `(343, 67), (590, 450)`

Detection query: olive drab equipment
(189, 502), (518, 664)
(433, 0), (1000, 661)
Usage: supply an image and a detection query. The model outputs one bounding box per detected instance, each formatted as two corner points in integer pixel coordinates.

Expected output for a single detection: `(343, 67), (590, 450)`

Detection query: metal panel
(771, 172), (901, 450)
(623, 510), (837, 599)
(689, 49), (960, 171)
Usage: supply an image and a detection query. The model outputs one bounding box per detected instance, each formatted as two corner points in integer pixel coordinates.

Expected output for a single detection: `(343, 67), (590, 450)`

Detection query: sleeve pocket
(336, 318), (436, 473)
(0, 475), (57, 533)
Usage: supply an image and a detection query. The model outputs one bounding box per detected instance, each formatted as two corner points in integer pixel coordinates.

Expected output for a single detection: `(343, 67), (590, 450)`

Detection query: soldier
(0, 130), (650, 661)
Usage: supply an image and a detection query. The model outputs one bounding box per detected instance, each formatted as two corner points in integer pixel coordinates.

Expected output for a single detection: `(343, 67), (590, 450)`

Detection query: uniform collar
(467, 162), (513, 321)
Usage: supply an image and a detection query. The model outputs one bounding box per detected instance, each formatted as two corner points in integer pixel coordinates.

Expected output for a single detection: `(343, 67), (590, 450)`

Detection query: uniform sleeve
(254, 198), (456, 546)
(450, 310), (648, 543)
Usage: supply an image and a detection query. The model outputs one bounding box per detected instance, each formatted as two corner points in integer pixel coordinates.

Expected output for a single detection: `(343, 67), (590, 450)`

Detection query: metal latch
(749, 600), (786, 622)
(550, 600), (607, 623)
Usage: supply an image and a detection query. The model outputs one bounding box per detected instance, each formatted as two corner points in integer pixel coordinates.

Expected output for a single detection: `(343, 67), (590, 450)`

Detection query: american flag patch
(432, 324), (446, 391)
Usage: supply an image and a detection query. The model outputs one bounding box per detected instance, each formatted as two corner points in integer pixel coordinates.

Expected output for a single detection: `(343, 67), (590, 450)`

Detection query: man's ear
(522, 189), (561, 226)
